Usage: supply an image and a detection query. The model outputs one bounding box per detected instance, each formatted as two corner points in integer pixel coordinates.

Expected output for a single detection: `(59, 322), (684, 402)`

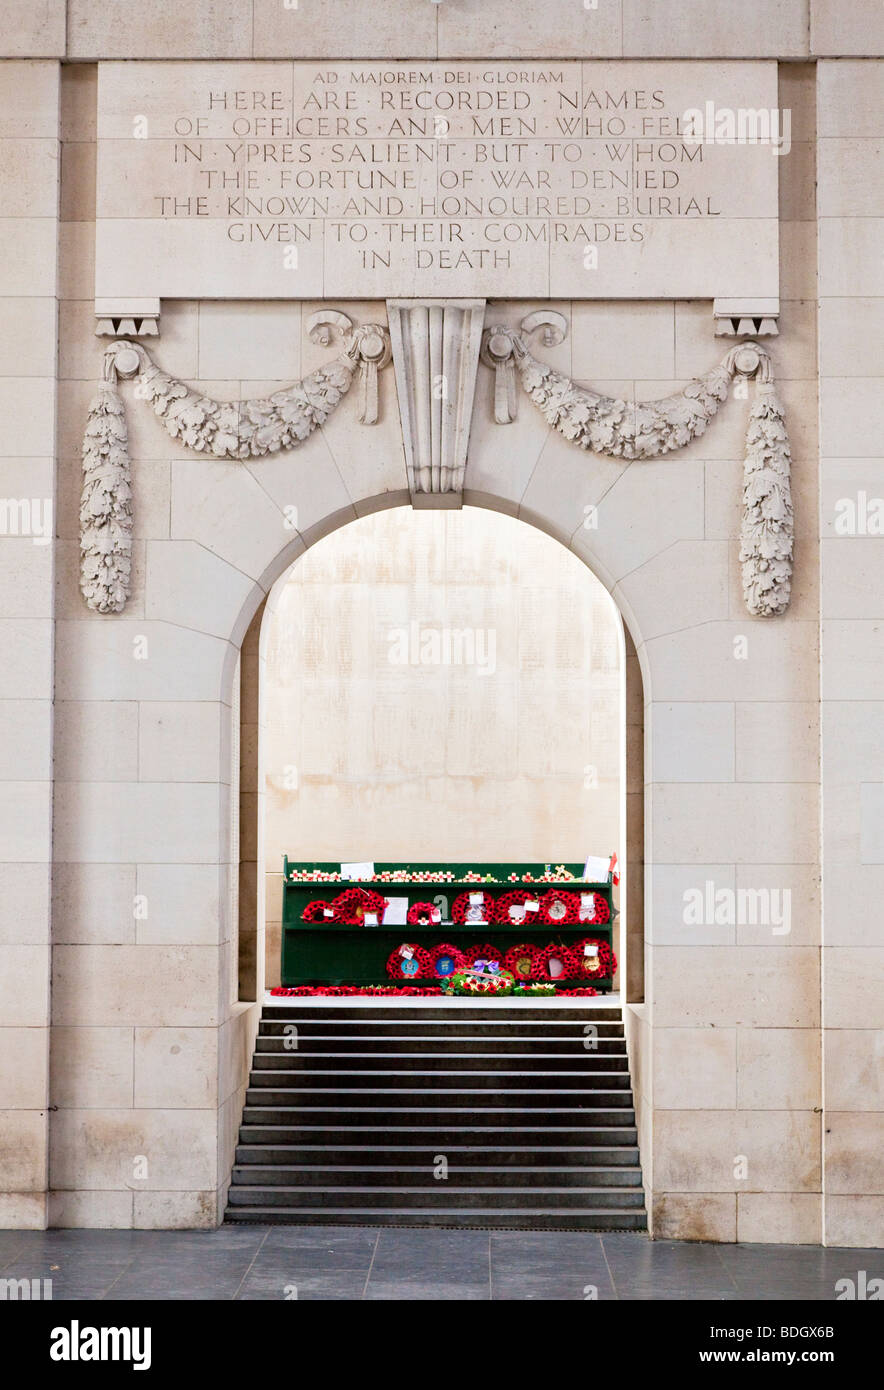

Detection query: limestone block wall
(0, 60), (59, 1230)
(817, 58), (884, 1248)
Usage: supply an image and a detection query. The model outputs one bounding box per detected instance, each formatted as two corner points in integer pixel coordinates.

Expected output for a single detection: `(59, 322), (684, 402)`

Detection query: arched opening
(234, 503), (645, 1006)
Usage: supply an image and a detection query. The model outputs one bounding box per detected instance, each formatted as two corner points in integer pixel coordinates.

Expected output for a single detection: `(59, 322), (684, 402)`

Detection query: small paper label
(363, 912), (378, 927)
(584, 943), (599, 958)
(323, 908), (334, 918)
(469, 892), (483, 905)
(525, 900), (539, 912)
(399, 945), (414, 960)
(581, 893), (593, 908)
(431, 906), (441, 923)
(341, 860), (374, 881)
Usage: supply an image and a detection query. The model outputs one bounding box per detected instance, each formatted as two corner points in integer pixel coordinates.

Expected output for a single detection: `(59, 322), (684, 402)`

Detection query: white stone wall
(0, 60), (59, 1229)
(261, 507), (623, 988)
(817, 58), (884, 1248)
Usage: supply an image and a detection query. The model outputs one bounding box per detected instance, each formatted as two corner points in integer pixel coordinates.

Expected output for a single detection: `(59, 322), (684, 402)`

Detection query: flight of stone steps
(225, 1003), (646, 1230)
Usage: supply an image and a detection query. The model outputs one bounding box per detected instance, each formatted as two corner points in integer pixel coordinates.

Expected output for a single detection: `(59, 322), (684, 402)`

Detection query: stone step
(230, 1164), (643, 1189)
(234, 1143), (641, 1166)
(224, 1207), (648, 1231)
(244, 1086), (635, 1108)
(259, 1019), (624, 1039)
(237, 1123), (640, 1146)
(261, 1007), (622, 1025)
(240, 1103), (636, 1126)
(253, 1049), (629, 1070)
(256, 1034), (627, 1054)
(247, 1066), (632, 1088)
(226, 1184), (646, 1210)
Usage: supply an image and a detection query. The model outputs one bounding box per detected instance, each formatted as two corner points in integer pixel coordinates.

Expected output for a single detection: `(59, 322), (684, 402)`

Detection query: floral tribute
(425, 943), (466, 979)
(272, 984), (441, 997)
(577, 892), (610, 925)
(331, 888), (388, 924)
(573, 937), (616, 980)
(504, 943), (542, 981)
(494, 890), (542, 927)
(539, 889), (580, 925)
(514, 982), (556, 997)
(406, 901), (442, 926)
(442, 967), (515, 997)
(533, 943), (580, 983)
(451, 891), (495, 925)
(386, 943), (432, 980)
(461, 943), (506, 969)
(301, 900), (336, 923)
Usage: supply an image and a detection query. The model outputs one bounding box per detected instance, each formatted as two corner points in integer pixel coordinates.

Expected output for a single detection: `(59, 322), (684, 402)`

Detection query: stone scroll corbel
(79, 319), (391, 614)
(481, 327), (793, 618)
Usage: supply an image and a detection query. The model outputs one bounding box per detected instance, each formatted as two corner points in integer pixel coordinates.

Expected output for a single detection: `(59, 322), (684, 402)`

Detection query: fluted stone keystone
(387, 300), (486, 508)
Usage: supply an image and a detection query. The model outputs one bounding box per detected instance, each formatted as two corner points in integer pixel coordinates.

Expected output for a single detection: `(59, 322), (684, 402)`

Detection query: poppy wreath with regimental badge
(426, 942), (466, 979)
(406, 901), (442, 927)
(534, 943), (580, 983)
(386, 943), (432, 981)
(577, 891), (610, 925)
(451, 891), (495, 925)
(331, 887), (388, 925)
(573, 936), (615, 980)
(301, 899), (336, 923)
(494, 890), (541, 928)
(504, 943), (542, 981)
(539, 889), (580, 926)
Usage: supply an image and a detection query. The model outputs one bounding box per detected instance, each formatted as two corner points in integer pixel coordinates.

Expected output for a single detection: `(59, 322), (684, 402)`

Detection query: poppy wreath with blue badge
(386, 943), (432, 981)
(426, 942), (466, 979)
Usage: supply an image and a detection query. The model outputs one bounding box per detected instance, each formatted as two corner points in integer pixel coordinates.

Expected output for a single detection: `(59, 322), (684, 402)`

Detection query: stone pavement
(1, 1227), (880, 1301)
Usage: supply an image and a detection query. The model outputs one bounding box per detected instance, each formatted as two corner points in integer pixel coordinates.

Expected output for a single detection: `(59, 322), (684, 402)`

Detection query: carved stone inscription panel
(96, 60), (779, 300)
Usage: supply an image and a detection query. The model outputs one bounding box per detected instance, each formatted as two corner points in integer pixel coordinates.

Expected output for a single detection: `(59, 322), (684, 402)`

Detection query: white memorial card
(341, 861), (374, 881)
(382, 897), (409, 926)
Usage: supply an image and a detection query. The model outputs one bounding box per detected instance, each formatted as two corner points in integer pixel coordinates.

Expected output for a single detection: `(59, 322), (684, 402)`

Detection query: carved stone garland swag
(80, 315), (792, 620)
(79, 319), (390, 614)
(482, 326), (793, 618)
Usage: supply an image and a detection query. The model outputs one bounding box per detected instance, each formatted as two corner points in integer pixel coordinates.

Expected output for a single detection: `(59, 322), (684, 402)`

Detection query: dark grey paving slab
(490, 1231), (614, 1299)
(364, 1278), (489, 1300)
(365, 1228), (490, 1300)
(601, 1235), (738, 1300)
(260, 1225), (378, 1268)
(237, 1269), (366, 1300)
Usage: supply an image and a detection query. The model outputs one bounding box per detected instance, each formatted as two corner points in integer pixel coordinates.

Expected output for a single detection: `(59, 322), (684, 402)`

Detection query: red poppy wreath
(425, 942), (466, 979)
(573, 936), (616, 980)
(539, 889), (580, 926)
(386, 943), (432, 980)
(504, 943), (542, 981)
(494, 890), (542, 927)
(461, 942), (506, 969)
(534, 943), (580, 983)
(406, 901), (442, 927)
(301, 899), (336, 923)
(331, 888), (388, 925)
(576, 891), (610, 925)
(451, 891), (495, 926)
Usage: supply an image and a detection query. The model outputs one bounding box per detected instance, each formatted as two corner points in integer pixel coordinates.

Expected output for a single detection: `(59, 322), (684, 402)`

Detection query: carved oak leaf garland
(79, 334), (375, 614)
(486, 332), (793, 618)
